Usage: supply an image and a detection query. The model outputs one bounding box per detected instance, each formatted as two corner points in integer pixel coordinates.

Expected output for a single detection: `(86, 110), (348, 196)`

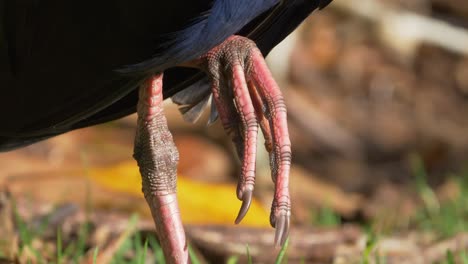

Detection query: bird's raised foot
(189, 35), (292, 246)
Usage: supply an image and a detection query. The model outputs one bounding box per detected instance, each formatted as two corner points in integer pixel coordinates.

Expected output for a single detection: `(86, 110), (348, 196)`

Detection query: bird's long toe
(203, 37), (260, 224)
(249, 48), (292, 246)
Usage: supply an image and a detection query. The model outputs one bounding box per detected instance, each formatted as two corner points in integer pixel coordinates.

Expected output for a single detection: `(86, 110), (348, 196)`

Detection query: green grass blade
(188, 244), (202, 264)
(411, 154), (440, 215)
(15, 210), (33, 248)
(275, 237), (289, 264)
(246, 244), (253, 264)
(134, 231), (142, 264)
(361, 231), (378, 264)
(74, 222), (90, 262)
(460, 250), (468, 264)
(110, 214), (139, 264)
(226, 255), (239, 264)
(140, 238), (149, 264)
(92, 247), (99, 264)
(314, 205), (341, 227)
(148, 235), (165, 264)
(446, 250), (455, 264)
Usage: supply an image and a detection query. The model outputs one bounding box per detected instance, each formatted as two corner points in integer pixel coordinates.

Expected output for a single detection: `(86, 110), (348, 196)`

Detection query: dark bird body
(0, 0), (330, 148)
(0, 1), (333, 262)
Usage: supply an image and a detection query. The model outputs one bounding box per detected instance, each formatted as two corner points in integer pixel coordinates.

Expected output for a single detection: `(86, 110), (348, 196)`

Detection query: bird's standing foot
(133, 74), (188, 263)
(191, 35), (292, 246)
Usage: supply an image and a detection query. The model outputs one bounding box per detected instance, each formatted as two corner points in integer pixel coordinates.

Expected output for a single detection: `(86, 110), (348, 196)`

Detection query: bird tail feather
(171, 78), (218, 124)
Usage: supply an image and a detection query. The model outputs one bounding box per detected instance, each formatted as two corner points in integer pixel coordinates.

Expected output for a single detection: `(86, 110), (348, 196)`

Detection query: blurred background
(1, 0), (468, 263)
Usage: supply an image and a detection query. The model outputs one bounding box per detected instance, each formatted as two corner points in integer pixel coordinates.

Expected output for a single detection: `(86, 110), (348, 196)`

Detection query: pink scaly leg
(191, 35), (292, 246)
(133, 74), (188, 263)
(132, 35), (291, 261)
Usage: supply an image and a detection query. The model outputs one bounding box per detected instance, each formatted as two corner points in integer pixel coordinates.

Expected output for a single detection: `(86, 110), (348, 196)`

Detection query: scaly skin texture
(133, 35), (292, 264)
(133, 74), (188, 263)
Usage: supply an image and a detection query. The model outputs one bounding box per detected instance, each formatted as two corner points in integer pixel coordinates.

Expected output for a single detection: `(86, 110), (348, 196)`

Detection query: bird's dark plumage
(0, 0), (331, 150)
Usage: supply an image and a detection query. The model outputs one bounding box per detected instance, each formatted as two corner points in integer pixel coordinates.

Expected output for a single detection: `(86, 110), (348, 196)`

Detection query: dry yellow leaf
(89, 161), (270, 227)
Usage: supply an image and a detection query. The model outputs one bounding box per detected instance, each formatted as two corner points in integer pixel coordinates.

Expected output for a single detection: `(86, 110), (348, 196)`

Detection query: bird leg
(133, 74), (188, 263)
(133, 36), (292, 263)
(192, 35), (292, 246)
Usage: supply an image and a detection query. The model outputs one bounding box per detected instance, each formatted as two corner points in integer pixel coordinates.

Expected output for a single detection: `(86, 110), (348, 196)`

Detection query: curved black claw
(273, 213), (290, 247)
(234, 189), (253, 224)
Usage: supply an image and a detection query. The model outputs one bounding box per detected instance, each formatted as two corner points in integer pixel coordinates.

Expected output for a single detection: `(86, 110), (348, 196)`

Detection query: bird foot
(133, 36), (292, 264)
(190, 35), (292, 246)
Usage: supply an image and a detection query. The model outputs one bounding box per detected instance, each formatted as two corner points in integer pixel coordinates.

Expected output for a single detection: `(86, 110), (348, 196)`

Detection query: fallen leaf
(89, 161), (269, 227)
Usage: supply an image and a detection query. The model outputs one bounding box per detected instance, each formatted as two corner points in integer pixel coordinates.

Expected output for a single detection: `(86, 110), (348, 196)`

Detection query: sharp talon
(273, 214), (284, 246)
(274, 214), (289, 247)
(235, 189), (253, 224)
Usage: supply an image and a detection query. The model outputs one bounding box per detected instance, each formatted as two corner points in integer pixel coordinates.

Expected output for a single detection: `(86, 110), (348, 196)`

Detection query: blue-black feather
(120, 0), (280, 74)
